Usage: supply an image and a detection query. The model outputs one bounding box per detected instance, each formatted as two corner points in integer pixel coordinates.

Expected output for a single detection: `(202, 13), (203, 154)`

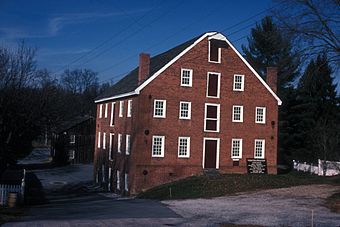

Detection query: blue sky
(1, 0), (338, 89)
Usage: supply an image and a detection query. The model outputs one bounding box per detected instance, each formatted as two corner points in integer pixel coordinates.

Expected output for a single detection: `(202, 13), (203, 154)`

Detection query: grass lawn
(0, 207), (27, 225)
(138, 171), (340, 200)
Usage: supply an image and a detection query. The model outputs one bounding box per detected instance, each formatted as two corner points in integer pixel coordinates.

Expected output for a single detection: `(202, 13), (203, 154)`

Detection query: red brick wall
(94, 35), (279, 195)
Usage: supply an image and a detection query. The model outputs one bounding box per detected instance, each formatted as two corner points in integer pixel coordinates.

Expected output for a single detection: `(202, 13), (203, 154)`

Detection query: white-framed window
(206, 72), (221, 98)
(118, 134), (122, 153)
(178, 137), (190, 158)
(108, 167), (112, 191)
(208, 40), (221, 63)
(119, 101), (124, 117)
(204, 103), (220, 132)
(255, 107), (266, 124)
(69, 150), (75, 160)
(254, 139), (265, 159)
(232, 105), (243, 122)
(70, 135), (75, 144)
(127, 100), (132, 117)
(109, 133), (114, 161)
(181, 68), (193, 87)
(103, 132), (106, 149)
(152, 136), (165, 157)
(231, 139), (242, 159)
(179, 101), (191, 119)
(126, 134), (131, 155)
(233, 74), (244, 91)
(110, 102), (115, 126)
(104, 103), (108, 118)
(97, 132), (101, 148)
(124, 173), (128, 191)
(99, 104), (103, 118)
(116, 170), (120, 190)
(153, 100), (166, 118)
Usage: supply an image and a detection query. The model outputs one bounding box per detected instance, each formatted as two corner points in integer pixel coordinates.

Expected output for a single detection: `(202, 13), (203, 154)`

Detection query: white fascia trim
(208, 33), (282, 106)
(135, 32), (217, 93)
(94, 91), (138, 104)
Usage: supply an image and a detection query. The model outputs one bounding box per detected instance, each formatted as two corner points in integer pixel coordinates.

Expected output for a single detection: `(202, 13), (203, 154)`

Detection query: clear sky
(2, 0), (336, 88)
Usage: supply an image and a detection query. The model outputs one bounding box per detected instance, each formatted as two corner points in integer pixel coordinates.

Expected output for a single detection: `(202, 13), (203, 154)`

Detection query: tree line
(0, 42), (110, 172)
(0, 0), (339, 172)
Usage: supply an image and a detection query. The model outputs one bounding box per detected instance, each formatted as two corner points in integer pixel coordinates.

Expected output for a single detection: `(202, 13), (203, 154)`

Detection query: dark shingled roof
(96, 33), (205, 101)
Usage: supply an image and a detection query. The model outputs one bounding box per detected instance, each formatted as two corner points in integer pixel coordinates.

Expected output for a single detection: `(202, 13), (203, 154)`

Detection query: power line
(52, 1), (164, 75)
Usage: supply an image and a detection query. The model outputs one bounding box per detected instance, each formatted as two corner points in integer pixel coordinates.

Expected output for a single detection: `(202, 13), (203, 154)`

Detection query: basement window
(124, 173), (128, 192)
(116, 170), (120, 190)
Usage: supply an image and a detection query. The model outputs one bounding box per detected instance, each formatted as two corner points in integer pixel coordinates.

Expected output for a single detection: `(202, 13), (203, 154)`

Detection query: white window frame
(202, 137), (220, 169)
(254, 139), (265, 159)
(70, 135), (75, 144)
(118, 134), (122, 153)
(119, 101), (124, 117)
(97, 132), (101, 148)
(231, 139), (242, 159)
(152, 136), (165, 157)
(232, 105), (244, 123)
(116, 170), (120, 190)
(153, 99), (166, 118)
(104, 103), (108, 118)
(109, 133), (114, 161)
(206, 72), (221, 98)
(179, 101), (191, 119)
(127, 100), (132, 117)
(110, 102), (115, 127)
(69, 150), (75, 160)
(124, 173), (128, 191)
(99, 104), (103, 118)
(208, 40), (221, 63)
(103, 132), (106, 149)
(255, 107), (266, 124)
(126, 134), (131, 155)
(180, 68), (193, 87)
(108, 167), (112, 191)
(233, 74), (245, 91)
(204, 103), (220, 132)
(178, 137), (190, 158)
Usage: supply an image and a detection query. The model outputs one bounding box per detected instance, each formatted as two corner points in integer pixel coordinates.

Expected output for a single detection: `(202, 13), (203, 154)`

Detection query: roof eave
(94, 91), (139, 103)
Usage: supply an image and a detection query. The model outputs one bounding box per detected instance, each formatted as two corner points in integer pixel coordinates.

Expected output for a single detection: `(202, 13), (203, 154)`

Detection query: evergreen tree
(242, 16), (300, 165)
(242, 16), (300, 95)
(291, 55), (339, 162)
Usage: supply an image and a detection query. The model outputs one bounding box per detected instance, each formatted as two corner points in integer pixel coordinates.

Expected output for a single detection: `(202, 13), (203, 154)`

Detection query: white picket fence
(293, 159), (340, 176)
(0, 169), (26, 206)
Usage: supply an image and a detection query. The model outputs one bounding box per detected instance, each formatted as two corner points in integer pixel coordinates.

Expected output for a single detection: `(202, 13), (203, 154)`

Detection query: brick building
(94, 32), (282, 195)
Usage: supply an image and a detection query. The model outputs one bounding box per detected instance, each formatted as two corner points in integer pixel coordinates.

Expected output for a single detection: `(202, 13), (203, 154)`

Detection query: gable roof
(95, 32), (282, 105)
(95, 34), (202, 102)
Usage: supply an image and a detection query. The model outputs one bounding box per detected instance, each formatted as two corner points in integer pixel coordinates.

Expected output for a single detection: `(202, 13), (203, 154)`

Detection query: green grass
(0, 207), (27, 225)
(138, 171), (340, 200)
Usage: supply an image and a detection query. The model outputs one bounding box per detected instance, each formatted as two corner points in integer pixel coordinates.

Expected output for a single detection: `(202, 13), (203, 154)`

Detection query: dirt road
(163, 184), (340, 226)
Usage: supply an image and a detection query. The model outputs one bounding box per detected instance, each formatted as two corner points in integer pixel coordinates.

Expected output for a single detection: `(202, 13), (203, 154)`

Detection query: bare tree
(273, 0), (340, 67)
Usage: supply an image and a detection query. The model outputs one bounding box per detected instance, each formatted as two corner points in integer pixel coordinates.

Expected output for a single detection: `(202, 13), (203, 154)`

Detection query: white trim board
(95, 32), (282, 105)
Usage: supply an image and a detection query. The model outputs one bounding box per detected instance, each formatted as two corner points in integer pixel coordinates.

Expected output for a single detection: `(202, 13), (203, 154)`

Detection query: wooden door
(204, 139), (217, 168)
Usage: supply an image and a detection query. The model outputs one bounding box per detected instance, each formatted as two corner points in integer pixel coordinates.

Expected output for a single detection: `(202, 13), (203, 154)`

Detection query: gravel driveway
(163, 184), (340, 227)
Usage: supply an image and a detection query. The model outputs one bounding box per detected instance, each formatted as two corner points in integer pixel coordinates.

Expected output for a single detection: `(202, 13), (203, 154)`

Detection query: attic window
(209, 39), (228, 63)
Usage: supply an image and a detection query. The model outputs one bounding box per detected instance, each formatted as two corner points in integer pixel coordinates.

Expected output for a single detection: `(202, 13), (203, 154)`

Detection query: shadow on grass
(138, 171), (340, 200)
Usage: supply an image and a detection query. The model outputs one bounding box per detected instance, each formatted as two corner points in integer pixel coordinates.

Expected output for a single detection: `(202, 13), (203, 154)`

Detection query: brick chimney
(138, 53), (150, 85)
(266, 67), (278, 94)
